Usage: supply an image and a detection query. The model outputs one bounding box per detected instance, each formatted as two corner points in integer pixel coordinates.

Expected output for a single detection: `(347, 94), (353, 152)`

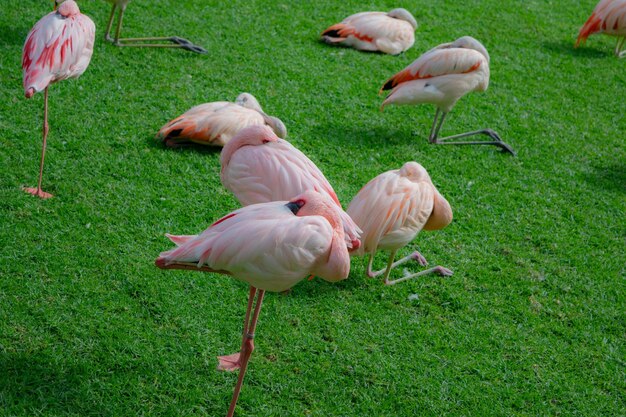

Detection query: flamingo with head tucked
(220, 125), (361, 250)
(575, 0), (626, 57)
(347, 162), (453, 285)
(321, 8), (417, 55)
(22, 0), (95, 198)
(156, 93), (287, 148)
(380, 36), (515, 155)
(155, 190), (350, 417)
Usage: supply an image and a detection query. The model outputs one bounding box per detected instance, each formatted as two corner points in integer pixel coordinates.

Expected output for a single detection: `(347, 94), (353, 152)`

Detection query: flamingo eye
(262, 139), (270, 144)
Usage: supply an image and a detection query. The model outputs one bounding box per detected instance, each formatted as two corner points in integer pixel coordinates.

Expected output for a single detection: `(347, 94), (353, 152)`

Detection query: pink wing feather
(381, 48), (483, 92)
(22, 7), (95, 97)
(157, 201), (337, 292)
(347, 164), (436, 256)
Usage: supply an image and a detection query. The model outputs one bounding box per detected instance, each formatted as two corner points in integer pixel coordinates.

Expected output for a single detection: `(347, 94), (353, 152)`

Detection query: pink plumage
(156, 190), (350, 292)
(23, 1), (95, 98)
(347, 162), (453, 285)
(156, 191), (350, 416)
(380, 36), (515, 154)
(21, 1), (95, 199)
(220, 125), (361, 250)
(321, 8), (417, 55)
(576, 0), (626, 56)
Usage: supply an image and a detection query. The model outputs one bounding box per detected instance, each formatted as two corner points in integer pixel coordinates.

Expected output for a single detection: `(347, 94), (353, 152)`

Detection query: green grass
(1, 0), (624, 415)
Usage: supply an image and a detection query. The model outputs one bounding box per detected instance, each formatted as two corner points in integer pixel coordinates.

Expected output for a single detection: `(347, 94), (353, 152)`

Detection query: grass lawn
(1, 0), (624, 415)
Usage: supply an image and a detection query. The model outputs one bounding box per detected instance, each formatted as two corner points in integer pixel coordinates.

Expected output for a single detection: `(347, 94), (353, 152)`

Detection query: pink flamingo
(347, 162), (453, 285)
(576, 0), (626, 57)
(220, 125), (361, 250)
(103, 0), (206, 53)
(321, 8), (417, 55)
(156, 93), (287, 148)
(155, 190), (350, 417)
(380, 36), (516, 155)
(22, 0), (95, 198)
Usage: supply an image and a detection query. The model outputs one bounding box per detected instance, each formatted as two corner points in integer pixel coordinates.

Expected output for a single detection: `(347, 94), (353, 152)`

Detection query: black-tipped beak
(286, 200), (304, 215)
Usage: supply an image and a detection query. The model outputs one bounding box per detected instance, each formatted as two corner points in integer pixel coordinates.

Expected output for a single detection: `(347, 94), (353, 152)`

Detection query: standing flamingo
(575, 0), (626, 57)
(380, 36), (516, 155)
(22, 0), (95, 198)
(156, 93), (287, 148)
(155, 190), (350, 417)
(103, 0), (206, 53)
(347, 162), (453, 285)
(321, 8), (417, 55)
(220, 125), (361, 250)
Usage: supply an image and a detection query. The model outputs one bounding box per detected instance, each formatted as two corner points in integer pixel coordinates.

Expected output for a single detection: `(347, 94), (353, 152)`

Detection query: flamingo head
(287, 191), (342, 230)
(235, 92), (262, 111)
(55, 0), (80, 16)
(388, 8), (417, 30)
(266, 116), (287, 139)
(450, 36), (490, 62)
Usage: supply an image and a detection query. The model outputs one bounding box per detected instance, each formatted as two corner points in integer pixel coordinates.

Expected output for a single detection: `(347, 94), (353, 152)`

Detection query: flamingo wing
(157, 202), (334, 292)
(347, 170), (434, 255)
(576, 0), (626, 45)
(322, 12), (414, 54)
(156, 102), (266, 147)
(23, 10), (95, 97)
(222, 139), (341, 206)
(381, 48), (484, 92)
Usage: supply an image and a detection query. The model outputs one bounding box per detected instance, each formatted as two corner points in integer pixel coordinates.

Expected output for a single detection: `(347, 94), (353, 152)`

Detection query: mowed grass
(1, 0), (624, 415)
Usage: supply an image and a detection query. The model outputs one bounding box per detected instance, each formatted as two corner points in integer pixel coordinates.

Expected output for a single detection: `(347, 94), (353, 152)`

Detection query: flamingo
(380, 36), (516, 155)
(220, 125), (361, 250)
(22, 0), (95, 199)
(102, 0), (206, 53)
(575, 0), (626, 57)
(155, 190), (350, 417)
(156, 93), (287, 148)
(347, 162), (453, 285)
(321, 8), (417, 55)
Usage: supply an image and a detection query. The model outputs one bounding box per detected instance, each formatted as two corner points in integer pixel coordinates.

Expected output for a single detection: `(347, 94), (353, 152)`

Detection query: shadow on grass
(581, 161), (626, 194)
(0, 351), (98, 415)
(542, 40), (609, 59)
(146, 135), (222, 155)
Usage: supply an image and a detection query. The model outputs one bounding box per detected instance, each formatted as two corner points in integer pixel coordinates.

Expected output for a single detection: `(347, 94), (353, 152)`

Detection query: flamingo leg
(367, 250), (428, 278)
(427, 109), (516, 156)
(108, 6), (207, 54)
(217, 286), (257, 371)
(225, 287), (265, 417)
(24, 87), (53, 199)
(104, 4), (117, 42)
(385, 265), (453, 286)
(616, 37), (626, 57)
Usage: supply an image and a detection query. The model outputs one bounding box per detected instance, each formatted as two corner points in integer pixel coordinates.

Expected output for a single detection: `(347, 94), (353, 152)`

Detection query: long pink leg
(218, 286), (257, 371)
(366, 250), (428, 278)
(225, 287), (265, 417)
(24, 87), (53, 199)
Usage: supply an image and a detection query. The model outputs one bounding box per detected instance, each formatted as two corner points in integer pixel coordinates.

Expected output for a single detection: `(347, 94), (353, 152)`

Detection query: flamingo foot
(411, 251), (428, 266)
(433, 266), (454, 276)
(217, 352), (242, 372)
(23, 187), (53, 199)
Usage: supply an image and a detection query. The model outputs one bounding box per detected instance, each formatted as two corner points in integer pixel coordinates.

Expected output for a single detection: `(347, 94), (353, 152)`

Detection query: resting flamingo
(102, 0), (206, 53)
(22, 0), (95, 198)
(155, 190), (350, 417)
(347, 162), (453, 285)
(380, 36), (516, 155)
(220, 125), (361, 250)
(321, 8), (417, 55)
(156, 93), (287, 148)
(575, 0), (626, 57)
